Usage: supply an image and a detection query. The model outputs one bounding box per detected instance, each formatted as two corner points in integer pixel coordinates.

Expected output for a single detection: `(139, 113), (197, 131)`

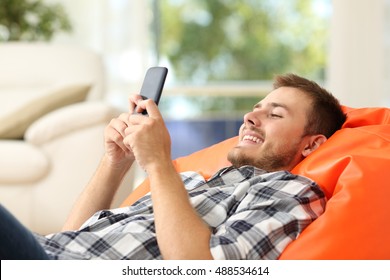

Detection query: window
(158, 0), (331, 83)
(154, 0), (332, 157)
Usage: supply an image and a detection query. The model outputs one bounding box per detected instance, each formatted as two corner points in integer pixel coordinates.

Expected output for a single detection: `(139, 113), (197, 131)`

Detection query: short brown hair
(273, 73), (346, 138)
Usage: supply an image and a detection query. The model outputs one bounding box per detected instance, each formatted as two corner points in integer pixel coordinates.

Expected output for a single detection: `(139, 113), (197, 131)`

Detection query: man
(0, 73), (346, 260)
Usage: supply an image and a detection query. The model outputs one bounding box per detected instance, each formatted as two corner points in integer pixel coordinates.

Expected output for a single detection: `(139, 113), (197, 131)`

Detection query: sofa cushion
(120, 106), (390, 259)
(0, 140), (50, 183)
(0, 84), (90, 139)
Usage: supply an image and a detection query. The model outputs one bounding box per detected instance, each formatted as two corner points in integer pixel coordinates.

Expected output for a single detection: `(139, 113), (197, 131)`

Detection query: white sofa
(0, 43), (137, 234)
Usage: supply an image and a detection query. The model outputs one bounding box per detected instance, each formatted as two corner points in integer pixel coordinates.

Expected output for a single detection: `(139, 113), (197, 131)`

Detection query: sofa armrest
(25, 101), (120, 145)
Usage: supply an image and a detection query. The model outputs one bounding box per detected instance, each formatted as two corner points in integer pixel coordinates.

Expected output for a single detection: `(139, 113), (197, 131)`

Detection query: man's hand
(123, 97), (172, 174)
(104, 112), (135, 169)
(103, 95), (145, 170)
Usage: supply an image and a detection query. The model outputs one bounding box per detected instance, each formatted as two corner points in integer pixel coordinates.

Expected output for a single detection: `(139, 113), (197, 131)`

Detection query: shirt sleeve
(209, 179), (326, 260)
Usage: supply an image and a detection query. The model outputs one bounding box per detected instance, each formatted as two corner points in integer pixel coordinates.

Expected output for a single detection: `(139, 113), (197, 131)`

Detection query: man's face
(227, 87), (313, 171)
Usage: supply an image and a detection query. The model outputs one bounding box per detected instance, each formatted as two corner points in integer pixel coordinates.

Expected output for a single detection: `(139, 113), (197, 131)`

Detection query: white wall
(328, 0), (389, 107)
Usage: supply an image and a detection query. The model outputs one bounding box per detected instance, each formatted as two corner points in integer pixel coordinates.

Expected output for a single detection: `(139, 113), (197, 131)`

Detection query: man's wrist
(146, 160), (177, 180)
(102, 154), (134, 175)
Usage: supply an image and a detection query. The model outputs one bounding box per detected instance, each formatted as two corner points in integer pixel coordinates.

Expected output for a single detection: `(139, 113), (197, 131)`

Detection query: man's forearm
(149, 163), (213, 260)
(62, 155), (133, 231)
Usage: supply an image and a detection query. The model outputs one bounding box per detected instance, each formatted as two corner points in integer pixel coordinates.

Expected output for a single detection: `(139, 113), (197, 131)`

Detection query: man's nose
(243, 111), (260, 127)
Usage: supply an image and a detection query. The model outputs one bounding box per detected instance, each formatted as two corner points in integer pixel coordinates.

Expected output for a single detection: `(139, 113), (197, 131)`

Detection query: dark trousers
(0, 204), (50, 260)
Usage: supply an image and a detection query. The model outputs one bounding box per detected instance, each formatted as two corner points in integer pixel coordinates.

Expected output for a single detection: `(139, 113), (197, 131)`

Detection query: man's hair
(273, 73), (346, 138)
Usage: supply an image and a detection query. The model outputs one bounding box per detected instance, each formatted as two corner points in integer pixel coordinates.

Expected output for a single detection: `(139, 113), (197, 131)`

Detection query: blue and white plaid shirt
(35, 166), (326, 260)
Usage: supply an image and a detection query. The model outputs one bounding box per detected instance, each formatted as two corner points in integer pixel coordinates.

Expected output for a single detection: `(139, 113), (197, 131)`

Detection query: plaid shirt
(35, 166), (326, 260)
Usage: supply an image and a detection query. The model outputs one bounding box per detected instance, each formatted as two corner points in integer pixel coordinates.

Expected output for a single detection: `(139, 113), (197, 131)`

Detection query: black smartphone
(136, 66), (168, 115)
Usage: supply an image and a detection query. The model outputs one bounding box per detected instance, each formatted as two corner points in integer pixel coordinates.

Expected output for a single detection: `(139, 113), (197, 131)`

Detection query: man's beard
(227, 141), (302, 172)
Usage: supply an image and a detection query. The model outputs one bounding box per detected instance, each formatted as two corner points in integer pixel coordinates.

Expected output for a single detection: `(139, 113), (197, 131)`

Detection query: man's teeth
(243, 135), (261, 143)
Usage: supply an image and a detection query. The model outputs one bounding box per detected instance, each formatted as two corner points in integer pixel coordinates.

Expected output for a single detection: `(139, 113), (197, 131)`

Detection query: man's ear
(302, 134), (327, 157)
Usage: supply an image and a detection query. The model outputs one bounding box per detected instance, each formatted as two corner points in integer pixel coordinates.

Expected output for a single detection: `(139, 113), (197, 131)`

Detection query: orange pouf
(120, 106), (390, 259)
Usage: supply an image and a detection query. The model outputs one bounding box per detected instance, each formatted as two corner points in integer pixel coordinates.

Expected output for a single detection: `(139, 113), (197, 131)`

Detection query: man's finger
(143, 99), (162, 119)
(128, 94), (144, 113)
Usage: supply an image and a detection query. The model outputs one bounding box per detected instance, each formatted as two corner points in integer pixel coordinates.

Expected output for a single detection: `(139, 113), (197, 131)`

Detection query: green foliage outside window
(0, 0), (72, 42)
(159, 0), (330, 83)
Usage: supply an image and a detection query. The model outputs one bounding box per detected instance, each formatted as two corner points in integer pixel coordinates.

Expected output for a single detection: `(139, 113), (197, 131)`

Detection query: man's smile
(242, 134), (262, 144)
